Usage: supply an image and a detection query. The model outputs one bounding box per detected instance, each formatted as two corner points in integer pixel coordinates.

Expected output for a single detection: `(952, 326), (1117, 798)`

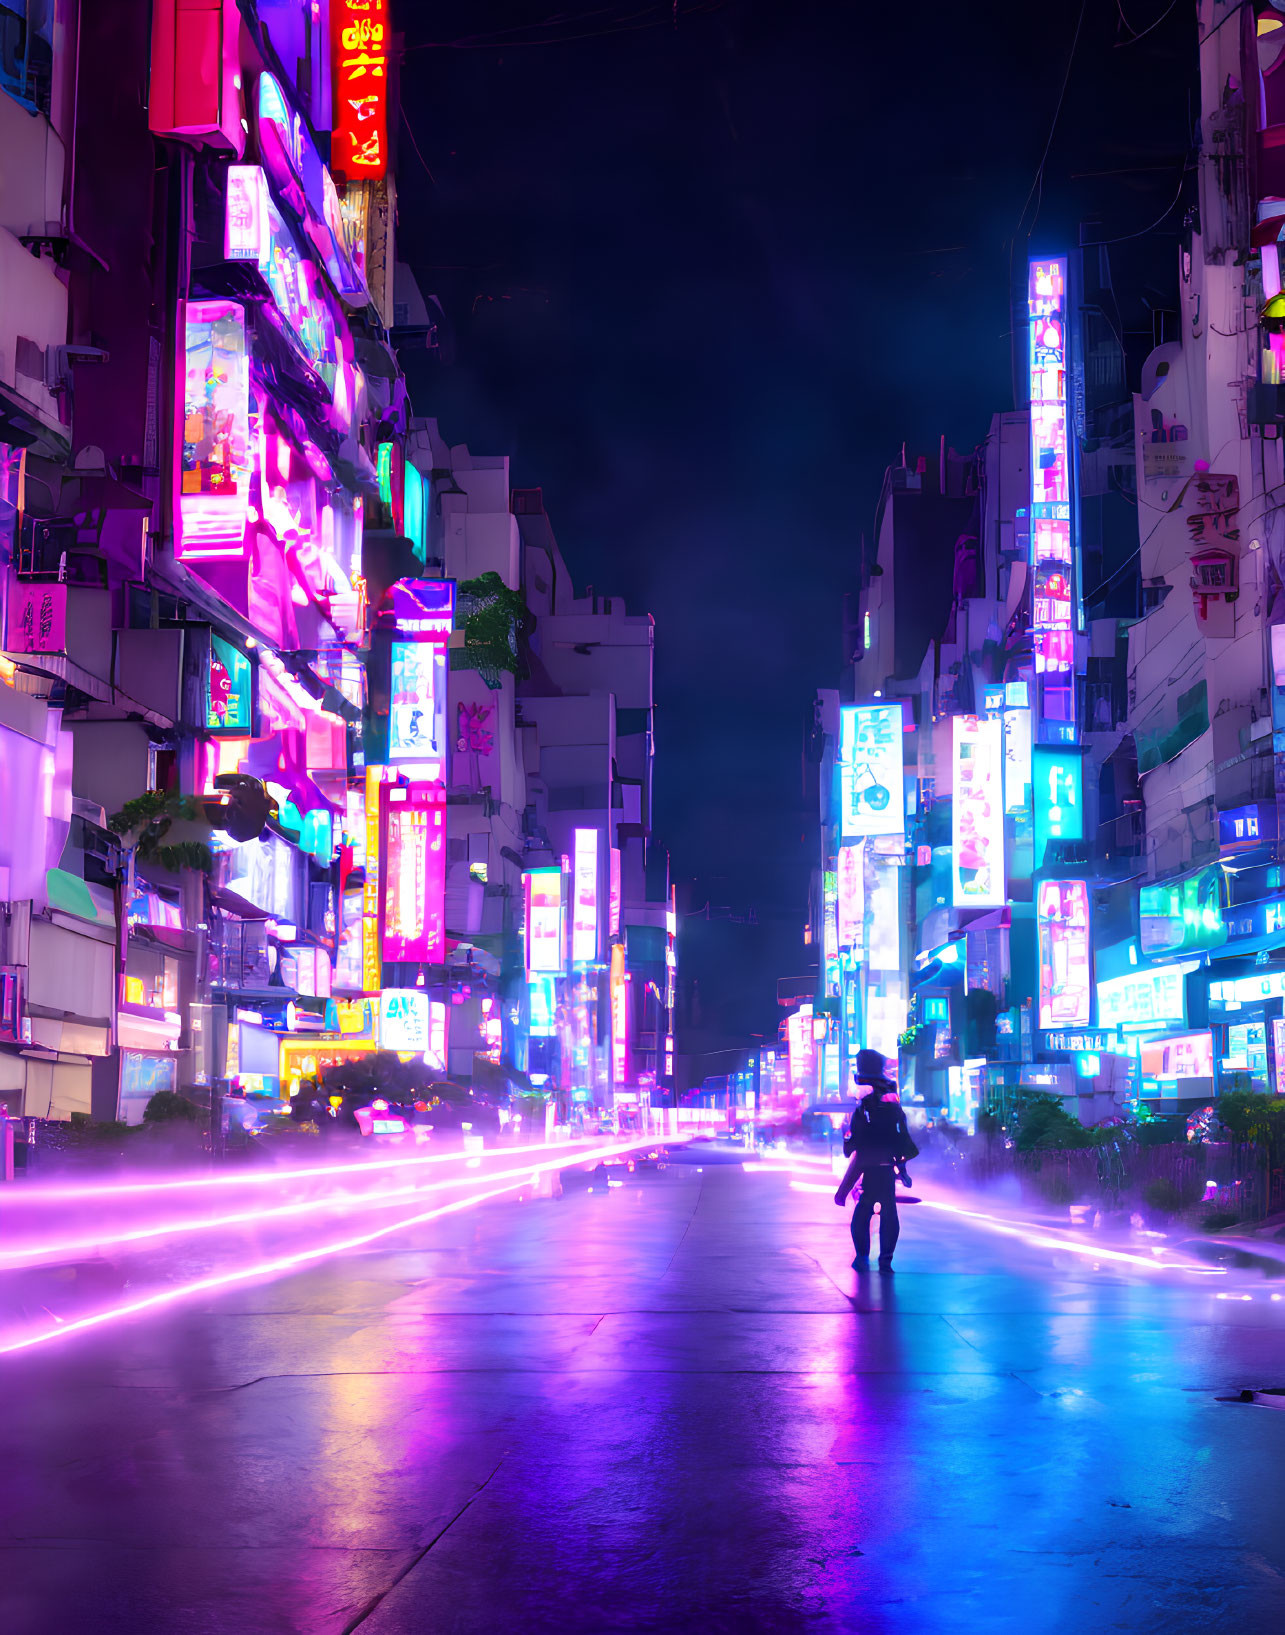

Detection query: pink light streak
(0, 1139), (656, 1357)
(0, 1141), (653, 1267)
(0, 1136), (634, 1207)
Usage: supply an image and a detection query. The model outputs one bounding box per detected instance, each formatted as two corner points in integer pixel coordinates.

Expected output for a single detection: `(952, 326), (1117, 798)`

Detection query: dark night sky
(396, 0), (1195, 1038)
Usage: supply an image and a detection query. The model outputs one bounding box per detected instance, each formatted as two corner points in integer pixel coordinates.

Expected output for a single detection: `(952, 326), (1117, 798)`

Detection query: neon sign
(206, 634), (253, 732)
(525, 868), (563, 975)
(178, 300), (251, 560)
(611, 942), (628, 1087)
(389, 642), (447, 763)
(1097, 962), (1196, 1029)
(1036, 879), (1091, 1029)
(572, 828), (599, 964)
(839, 703), (904, 839)
(836, 842), (864, 951)
(1032, 745), (1082, 867)
(1139, 867), (1225, 957)
(362, 765), (382, 992)
(951, 715), (1005, 907)
(1139, 1031), (1213, 1082)
(332, 0), (388, 180)
(379, 782), (446, 964)
(1028, 256), (1077, 734)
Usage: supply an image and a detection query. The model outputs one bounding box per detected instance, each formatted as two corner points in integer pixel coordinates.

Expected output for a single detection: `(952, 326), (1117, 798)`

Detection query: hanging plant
(451, 571), (534, 689)
(107, 791), (215, 875)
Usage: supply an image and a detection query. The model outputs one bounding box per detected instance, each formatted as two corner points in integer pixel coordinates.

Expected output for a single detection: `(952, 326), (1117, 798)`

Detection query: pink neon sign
(572, 828), (599, 964)
(379, 781), (446, 963)
(177, 301), (252, 560)
(1036, 878), (1091, 1029)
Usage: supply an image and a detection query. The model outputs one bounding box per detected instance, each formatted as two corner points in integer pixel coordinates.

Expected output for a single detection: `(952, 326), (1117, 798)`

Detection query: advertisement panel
(207, 634), (254, 732)
(839, 703), (904, 839)
(177, 300), (251, 560)
(952, 715), (1005, 907)
(1139, 1031), (1214, 1084)
(836, 842), (864, 951)
(1032, 746), (1083, 867)
(1036, 879), (1091, 1028)
(379, 781), (446, 963)
(1097, 962), (1195, 1030)
(525, 868), (563, 975)
(1139, 866), (1226, 956)
(571, 827), (599, 964)
(1003, 706), (1032, 813)
(1028, 255), (1077, 731)
(380, 989), (429, 1053)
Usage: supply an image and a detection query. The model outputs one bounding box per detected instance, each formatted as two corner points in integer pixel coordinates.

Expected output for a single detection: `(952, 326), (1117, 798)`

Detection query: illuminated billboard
(1097, 962), (1195, 1030)
(332, 0), (389, 180)
(1028, 256), (1077, 733)
(610, 942), (628, 1087)
(380, 989), (430, 1054)
(951, 715), (1005, 907)
(839, 704), (904, 838)
(1036, 879), (1091, 1029)
(379, 781), (446, 964)
(1003, 706), (1032, 814)
(178, 300), (251, 560)
(572, 827), (599, 964)
(525, 868), (563, 974)
(836, 842), (864, 951)
(207, 635), (253, 732)
(1032, 746), (1083, 867)
(1139, 866), (1226, 956)
(1139, 1031), (1214, 1084)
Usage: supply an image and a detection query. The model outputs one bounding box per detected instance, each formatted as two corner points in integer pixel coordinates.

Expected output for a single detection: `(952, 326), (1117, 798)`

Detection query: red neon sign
(332, 0), (389, 181)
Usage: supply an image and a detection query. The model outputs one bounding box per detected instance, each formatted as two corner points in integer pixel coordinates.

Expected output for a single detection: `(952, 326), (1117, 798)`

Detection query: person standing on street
(834, 1049), (917, 1272)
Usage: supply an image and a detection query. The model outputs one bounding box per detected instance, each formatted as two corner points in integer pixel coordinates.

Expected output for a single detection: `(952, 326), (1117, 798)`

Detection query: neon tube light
(0, 1142), (649, 1267)
(0, 1136), (634, 1207)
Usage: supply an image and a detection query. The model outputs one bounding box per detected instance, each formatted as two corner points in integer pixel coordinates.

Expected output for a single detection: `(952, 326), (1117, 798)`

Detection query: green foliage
(1142, 1177), (1183, 1215)
(1012, 1093), (1094, 1152)
(142, 1090), (203, 1124)
(1215, 1090), (1285, 1149)
(452, 571), (534, 686)
(107, 790), (214, 874)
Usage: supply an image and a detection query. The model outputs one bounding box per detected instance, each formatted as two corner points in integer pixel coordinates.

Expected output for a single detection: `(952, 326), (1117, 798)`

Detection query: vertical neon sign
(525, 868), (563, 975)
(571, 828), (599, 964)
(332, 0), (388, 180)
(1028, 257), (1078, 740)
(379, 782), (447, 964)
(362, 765), (382, 993)
(1036, 879), (1091, 1029)
(610, 942), (628, 1088)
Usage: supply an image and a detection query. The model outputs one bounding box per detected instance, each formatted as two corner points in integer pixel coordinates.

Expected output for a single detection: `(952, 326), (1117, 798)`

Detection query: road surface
(2, 1154), (1284, 1634)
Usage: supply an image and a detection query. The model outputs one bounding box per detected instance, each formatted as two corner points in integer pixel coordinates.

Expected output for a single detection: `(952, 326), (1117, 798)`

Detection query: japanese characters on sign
(332, 0), (388, 180)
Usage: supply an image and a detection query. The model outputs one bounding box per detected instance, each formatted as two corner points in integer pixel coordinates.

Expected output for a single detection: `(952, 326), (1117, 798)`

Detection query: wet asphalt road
(2, 1157), (1284, 1635)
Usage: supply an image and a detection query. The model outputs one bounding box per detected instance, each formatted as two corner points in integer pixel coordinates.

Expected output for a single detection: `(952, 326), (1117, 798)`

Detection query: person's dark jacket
(844, 1085), (917, 1166)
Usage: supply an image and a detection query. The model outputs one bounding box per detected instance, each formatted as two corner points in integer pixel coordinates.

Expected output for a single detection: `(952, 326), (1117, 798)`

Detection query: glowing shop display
(1032, 745), (1082, 867)
(951, 715), (1005, 907)
(1036, 879), (1091, 1029)
(571, 827), (599, 964)
(528, 974), (558, 1037)
(379, 782), (446, 964)
(838, 703), (904, 839)
(1003, 705), (1032, 813)
(1097, 962), (1196, 1030)
(836, 842), (864, 951)
(332, 0), (388, 179)
(1028, 256), (1077, 729)
(206, 634), (253, 732)
(1139, 866), (1226, 957)
(1225, 1022), (1267, 1076)
(1209, 969), (1285, 1008)
(525, 868), (563, 975)
(610, 942), (628, 1087)
(1138, 1031), (1214, 1083)
(178, 300), (252, 559)
(380, 989), (430, 1054)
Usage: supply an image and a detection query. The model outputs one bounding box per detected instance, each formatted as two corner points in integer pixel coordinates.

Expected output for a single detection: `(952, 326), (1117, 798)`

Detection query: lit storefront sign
(389, 641), (447, 762)
(1139, 1031), (1213, 1083)
(1028, 256), (1078, 738)
(525, 868), (563, 974)
(1225, 1021), (1267, 1076)
(571, 827), (599, 964)
(1097, 961), (1196, 1029)
(787, 1004), (815, 1093)
(1032, 745), (1082, 867)
(178, 300), (252, 559)
(610, 942), (628, 1087)
(1042, 1028), (1115, 1054)
(952, 714), (1005, 907)
(207, 634), (254, 732)
(379, 781), (446, 963)
(528, 973), (558, 1036)
(836, 841), (864, 951)
(1139, 866), (1226, 957)
(1209, 969), (1285, 1008)
(839, 703), (904, 839)
(822, 870), (839, 994)
(5, 580), (66, 654)
(1036, 879), (1091, 1029)
(1003, 706), (1032, 813)
(380, 989), (430, 1053)
(362, 765), (382, 992)
(609, 847), (622, 936)
(332, 0), (388, 179)
(1220, 803), (1276, 853)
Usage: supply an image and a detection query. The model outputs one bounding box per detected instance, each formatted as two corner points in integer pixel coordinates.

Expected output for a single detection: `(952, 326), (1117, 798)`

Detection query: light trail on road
(0, 1139), (657, 1268)
(0, 1139), (660, 1357)
(0, 1135), (643, 1206)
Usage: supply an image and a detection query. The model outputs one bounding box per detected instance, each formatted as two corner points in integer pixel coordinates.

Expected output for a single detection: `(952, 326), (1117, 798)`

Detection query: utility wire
(1115, 0), (1180, 47)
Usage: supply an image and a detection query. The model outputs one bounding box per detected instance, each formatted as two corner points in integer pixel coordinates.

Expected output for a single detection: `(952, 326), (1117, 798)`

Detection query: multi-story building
(0, 1), (668, 1133)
